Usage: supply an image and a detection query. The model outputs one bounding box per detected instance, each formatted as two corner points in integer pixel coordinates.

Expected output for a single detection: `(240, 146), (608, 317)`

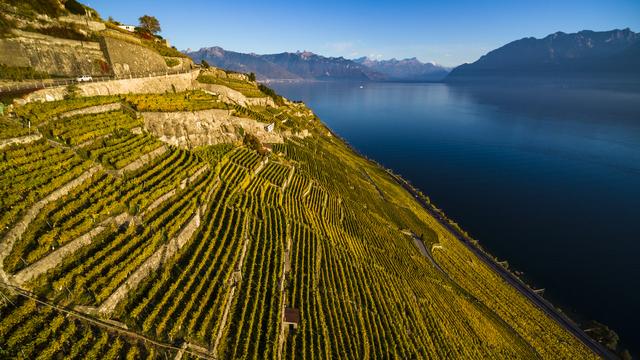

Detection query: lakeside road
(392, 175), (616, 359)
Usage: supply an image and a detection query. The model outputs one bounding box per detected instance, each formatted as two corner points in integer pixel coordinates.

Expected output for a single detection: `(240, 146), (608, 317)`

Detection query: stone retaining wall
(142, 109), (283, 148)
(0, 30), (108, 77)
(0, 134), (42, 149)
(102, 36), (168, 76)
(19, 71), (199, 103)
(59, 102), (123, 119)
(197, 83), (275, 107)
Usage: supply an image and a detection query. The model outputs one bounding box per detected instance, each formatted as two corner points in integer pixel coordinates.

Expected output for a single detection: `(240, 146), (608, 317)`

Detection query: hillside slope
(0, 3), (604, 359)
(0, 64), (601, 358)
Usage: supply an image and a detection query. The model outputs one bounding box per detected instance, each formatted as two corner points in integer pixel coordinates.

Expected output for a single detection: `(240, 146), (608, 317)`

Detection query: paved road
(0, 69), (195, 95)
(393, 175), (616, 359)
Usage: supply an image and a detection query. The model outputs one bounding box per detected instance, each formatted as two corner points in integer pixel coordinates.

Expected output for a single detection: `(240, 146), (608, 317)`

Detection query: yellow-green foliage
(0, 298), (175, 358)
(42, 110), (140, 146)
(0, 116), (30, 139)
(123, 90), (227, 112)
(197, 74), (266, 98)
(194, 143), (235, 164)
(14, 96), (121, 125)
(0, 85), (597, 359)
(164, 57), (180, 67)
(0, 64), (49, 81)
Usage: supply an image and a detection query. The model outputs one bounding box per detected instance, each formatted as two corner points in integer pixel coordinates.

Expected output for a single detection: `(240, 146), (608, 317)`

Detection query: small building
(117, 25), (136, 32)
(283, 308), (300, 330)
(265, 123), (275, 133)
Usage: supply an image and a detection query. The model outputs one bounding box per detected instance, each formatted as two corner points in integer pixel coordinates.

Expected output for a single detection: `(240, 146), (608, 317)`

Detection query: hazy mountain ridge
(186, 47), (384, 81)
(354, 56), (450, 81)
(447, 28), (640, 81)
(186, 47), (450, 81)
(186, 46), (301, 80)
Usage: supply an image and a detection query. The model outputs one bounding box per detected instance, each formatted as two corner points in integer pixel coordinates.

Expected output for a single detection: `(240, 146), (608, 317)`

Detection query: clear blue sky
(89, 0), (639, 67)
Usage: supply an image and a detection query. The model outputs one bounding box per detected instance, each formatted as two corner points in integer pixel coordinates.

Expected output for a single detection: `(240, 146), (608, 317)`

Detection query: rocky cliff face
(142, 109), (283, 148)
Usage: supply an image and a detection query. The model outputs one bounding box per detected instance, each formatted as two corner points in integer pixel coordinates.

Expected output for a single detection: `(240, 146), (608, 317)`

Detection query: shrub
(165, 58), (180, 67)
(24, 24), (94, 42)
(64, 0), (85, 15)
(243, 133), (262, 152)
(0, 64), (48, 81)
(0, 14), (16, 37)
(258, 84), (285, 106)
(64, 84), (80, 100)
(5, 0), (62, 17)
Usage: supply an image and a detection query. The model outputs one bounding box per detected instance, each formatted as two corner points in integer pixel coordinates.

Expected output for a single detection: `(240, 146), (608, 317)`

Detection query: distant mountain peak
(446, 28), (640, 81)
(295, 50), (316, 59)
(353, 56), (450, 81)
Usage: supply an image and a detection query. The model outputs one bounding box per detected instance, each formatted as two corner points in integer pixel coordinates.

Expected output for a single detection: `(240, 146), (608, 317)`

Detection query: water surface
(271, 80), (640, 354)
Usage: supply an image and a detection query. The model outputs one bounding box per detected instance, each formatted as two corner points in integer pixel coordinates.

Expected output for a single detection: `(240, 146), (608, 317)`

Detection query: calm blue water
(271, 81), (640, 354)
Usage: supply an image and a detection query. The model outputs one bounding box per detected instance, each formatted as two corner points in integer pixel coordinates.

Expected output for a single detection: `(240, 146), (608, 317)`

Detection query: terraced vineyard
(0, 76), (600, 359)
(197, 73), (266, 98)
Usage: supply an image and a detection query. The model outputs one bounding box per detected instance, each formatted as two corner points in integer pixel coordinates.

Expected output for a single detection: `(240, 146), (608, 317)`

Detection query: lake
(270, 80), (640, 354)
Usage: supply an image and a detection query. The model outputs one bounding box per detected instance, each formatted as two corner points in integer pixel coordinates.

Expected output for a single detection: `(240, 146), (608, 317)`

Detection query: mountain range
(185, 47), (450, 81)
(187, 29), (638, 83)
(446, 28), (640, 81)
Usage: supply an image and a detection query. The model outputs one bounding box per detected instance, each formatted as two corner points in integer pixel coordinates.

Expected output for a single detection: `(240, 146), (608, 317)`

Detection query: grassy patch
(164, 58), (180, 67)
(14, 96), (121, 125)
(197, 74), (266, 98)
(4, 0), (63, 18)
(123, 90), (227, 112)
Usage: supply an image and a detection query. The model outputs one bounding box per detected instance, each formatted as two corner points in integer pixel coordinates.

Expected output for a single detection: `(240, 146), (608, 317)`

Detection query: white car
(76, 75), (93, 82)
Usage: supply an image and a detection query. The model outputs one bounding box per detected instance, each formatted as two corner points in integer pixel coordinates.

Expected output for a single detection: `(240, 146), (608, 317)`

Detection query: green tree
(201, 60), (210, 68)
(138, 15), (161, 34)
